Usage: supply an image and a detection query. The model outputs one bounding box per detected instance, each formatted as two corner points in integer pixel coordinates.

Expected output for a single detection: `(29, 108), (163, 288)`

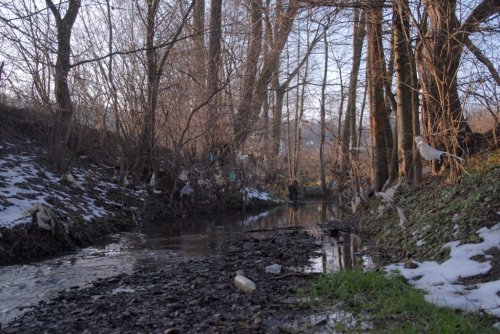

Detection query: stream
(0, 201), (374, 325)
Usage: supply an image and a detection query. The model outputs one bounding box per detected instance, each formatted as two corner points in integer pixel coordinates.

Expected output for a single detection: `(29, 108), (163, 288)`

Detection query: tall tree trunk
(294, 56), (309, 178)
(193, 0), (207, 140)
(367, 0), (390, 191)
(206, 0), (222, 144)
(45, 0), (82, 173)
(339, 7), (365, 192)
(418, 0), (466, 173)
(410, 45), (422, 183)
(385, 24), (398, 182)
(357, 76), (368, 158)
(393, 0), (414, 181)
(272, 86), (286, 168)
(234, 0), (263, 149)
(234, 0), (299, 149)
(140, 0), (161, 176)
(417, 0), (498, 173)
(319, 29), (329, 199)
(138, 1), (195, 175)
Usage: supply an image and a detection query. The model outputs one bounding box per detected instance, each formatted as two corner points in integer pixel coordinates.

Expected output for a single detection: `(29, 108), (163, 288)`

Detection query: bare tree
(319, 22), (329, 199)
(137, 0), (195, 175)
(393, 0), (414, 181)
(233, 0), (263, 149)
(366, 0), (390, 191)
(417, 0), (500, 173)
(339, 7), (365, 192)
(234, 0), (300, 149)
(45, 0), (81, 172)
(206, 0), (222, 144)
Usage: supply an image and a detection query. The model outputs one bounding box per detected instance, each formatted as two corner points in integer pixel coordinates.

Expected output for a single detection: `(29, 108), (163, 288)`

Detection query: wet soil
(460, 247), (500, 285)
(2, 229), (324, 333)
(0, 217), (136, 265)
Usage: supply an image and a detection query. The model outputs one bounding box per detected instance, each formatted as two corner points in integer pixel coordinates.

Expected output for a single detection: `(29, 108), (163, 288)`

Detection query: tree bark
(138, 0), (195, 175)
(206, 0), (222, 143)
(234, 0), (299, 149)
(367, 0), (390, 191)
(393, 0), (414, 181)
(417, 0), (499, 172)
(45, 0), (82, 173)
(234, 0), (263, 149)
(320, 28), (329, 199)
(339, 7), (365, 192)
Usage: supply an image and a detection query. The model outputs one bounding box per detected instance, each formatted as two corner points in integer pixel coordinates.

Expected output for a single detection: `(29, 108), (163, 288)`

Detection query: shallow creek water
(0, 201), (373, 325)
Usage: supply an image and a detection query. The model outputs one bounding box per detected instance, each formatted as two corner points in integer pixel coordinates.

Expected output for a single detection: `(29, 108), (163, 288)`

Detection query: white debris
(149, 172), (157, 188)
(416, 239), (426, 247)
(234, 275), (256, 293)
(396, 207), (408, 230)
(351, 195), (361, 214)
(265, 264), (282, 275)
(375, 182), (400, 203)
(178, 170), (189, 181)
(61, 173), (84, 190)
(414, 136), (463, 161)
(22, 204), (58, 233)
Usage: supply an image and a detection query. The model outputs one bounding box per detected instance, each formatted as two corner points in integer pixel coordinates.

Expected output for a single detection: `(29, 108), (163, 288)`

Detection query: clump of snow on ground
(386, 224), (500, 318)
(242, 187), (274, 202)
(0, 147), (143, 228)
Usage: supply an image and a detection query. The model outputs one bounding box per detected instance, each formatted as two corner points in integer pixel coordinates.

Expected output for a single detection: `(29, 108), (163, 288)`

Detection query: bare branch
(463, 35), (500, 85)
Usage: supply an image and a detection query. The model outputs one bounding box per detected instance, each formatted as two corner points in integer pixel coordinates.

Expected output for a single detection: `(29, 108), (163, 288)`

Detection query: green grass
(301, 269), (499, 333)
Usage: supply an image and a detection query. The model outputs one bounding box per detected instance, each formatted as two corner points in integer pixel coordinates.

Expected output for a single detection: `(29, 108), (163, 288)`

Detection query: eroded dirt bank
(2, 229), (329, 334)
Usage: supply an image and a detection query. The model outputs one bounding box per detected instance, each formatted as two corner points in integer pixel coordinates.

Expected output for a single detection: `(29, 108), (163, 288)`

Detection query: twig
(245, 226), (303, 233)
(272, 272), (321, 280)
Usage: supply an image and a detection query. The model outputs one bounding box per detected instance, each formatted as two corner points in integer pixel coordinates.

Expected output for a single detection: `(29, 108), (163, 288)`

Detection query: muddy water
(0, 202), (372, 325)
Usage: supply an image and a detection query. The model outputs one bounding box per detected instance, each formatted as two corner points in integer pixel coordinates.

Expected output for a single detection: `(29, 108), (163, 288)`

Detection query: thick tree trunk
(419, 0), (468, 169)
(339, 8), (365, 192)
(416, 0), (498, 172)
(206, 0), (222, 143)
(234, 0), (263, 148)
(193, 0), (207, 135)
(139, 0), (161, 176)
(393, 0), (414, 181)
(367, 0), (390, 191)
(234, 0), (299, 149)
(45, 0), (81, 173)
(138, 1), (195, 175)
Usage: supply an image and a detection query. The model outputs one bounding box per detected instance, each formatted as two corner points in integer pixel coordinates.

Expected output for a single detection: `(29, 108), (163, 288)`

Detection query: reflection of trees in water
(319, 232), (364, 273)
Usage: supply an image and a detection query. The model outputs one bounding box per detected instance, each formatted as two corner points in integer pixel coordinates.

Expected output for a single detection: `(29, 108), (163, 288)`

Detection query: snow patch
(0, 151), (143, 228)
(386, 224), (500, 317)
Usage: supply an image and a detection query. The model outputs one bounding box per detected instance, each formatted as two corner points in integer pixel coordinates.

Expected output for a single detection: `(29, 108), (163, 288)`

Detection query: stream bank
(2, 228), (342, 334)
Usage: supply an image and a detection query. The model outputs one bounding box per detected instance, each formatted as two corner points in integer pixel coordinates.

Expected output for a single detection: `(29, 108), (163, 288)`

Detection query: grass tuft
(302, 269), (499, 333)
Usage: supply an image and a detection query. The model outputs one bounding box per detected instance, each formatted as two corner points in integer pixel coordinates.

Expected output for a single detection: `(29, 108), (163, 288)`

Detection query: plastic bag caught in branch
(414, 136), (463, 161)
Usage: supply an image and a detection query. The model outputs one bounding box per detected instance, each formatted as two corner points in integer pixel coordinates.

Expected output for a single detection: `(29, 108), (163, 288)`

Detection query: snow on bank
(0, 145), (143, 229)
(243, 187), (273, 201)
(386, 224), (500, 318)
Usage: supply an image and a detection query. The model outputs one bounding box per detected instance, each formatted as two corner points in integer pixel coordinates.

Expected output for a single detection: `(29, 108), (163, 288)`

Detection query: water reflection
(307, 232), (368, 274)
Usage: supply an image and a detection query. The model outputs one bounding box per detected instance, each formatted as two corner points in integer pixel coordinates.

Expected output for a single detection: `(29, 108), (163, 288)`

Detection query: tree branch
(464, 35), (500, 85)
(461, 0), (500, 34)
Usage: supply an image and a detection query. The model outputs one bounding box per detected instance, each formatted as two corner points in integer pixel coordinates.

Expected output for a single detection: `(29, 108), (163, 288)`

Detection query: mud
(2, 229), (334, 334)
